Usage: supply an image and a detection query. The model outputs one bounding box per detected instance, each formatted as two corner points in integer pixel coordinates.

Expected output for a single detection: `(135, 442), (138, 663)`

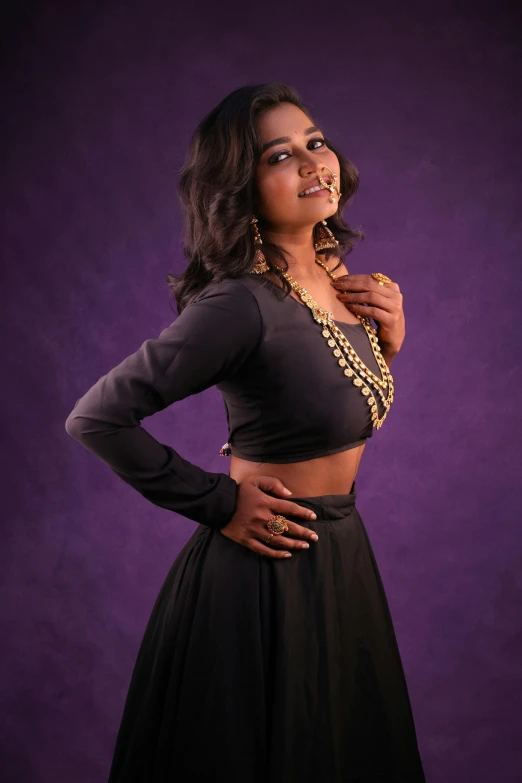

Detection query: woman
(65, 83), (426, 782)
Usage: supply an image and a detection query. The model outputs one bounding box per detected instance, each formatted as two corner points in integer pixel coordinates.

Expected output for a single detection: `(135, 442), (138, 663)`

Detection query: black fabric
(218, 274), (385, 463)
(65, 275), (387, 528)
(107, 485), (426, 783)
(64, 279), (262, 528)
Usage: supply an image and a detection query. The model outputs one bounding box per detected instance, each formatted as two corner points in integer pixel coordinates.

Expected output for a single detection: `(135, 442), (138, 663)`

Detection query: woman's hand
(331, 273), (405, 357)
(219, 474), (319, 559)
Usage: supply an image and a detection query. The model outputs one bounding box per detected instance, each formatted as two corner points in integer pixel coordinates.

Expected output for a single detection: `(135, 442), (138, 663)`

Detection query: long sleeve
(65, 278), (262, 529)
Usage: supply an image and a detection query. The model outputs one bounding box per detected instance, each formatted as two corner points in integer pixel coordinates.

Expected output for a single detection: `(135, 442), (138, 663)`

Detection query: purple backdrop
(2, 2), (521, 781)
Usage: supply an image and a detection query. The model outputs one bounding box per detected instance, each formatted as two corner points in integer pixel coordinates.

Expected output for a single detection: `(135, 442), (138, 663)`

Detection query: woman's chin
(298, 198), (339, 215)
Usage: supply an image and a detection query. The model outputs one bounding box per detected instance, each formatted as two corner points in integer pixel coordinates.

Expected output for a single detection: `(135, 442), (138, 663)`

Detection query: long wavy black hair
(167, 83), (364, 313)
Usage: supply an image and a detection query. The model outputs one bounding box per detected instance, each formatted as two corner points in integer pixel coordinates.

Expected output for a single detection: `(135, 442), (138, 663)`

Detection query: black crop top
(65, 274), (387, 531)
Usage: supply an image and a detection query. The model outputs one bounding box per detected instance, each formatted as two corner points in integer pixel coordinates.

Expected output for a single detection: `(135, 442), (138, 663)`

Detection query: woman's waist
(228, 443), (365, 498)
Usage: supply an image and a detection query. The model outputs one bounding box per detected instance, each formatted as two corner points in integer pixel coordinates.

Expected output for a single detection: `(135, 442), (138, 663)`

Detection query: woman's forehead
(256, 103), (312, 138)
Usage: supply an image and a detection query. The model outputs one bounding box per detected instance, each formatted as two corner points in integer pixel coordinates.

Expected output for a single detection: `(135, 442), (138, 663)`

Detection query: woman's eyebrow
(261, 126), (321, 154)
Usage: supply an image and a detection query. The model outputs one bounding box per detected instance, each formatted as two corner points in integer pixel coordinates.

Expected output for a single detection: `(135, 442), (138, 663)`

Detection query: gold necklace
(279, 257), (395, 429)
(313, 255), (391, 394)
(220, 257), (395, 455)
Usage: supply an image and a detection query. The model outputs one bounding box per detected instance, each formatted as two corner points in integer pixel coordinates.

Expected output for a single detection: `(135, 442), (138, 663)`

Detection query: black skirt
(108, 484), (426, 783)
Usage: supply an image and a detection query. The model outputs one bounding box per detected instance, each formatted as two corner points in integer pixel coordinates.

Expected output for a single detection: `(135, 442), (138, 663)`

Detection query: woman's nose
(299, 159), (324, 177)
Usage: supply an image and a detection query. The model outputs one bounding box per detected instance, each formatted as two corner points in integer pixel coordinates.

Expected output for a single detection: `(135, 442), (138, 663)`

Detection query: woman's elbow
(65, 409), (81, 440)
(64, 397), (88, 440)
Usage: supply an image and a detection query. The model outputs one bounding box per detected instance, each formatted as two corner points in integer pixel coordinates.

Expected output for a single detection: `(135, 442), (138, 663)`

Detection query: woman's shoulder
(185, 276), (264, 337)
(192, 274), (268, 311)
(195, 274), (254, 295)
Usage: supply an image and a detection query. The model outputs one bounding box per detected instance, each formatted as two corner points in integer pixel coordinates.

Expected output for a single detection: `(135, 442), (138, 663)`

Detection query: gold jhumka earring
(314, 164), (341, 252)
(250, 216), (270, 274)
(314, 219), (339, 252)
(249, 216), (339, 275)
(250, 163), (342, 275)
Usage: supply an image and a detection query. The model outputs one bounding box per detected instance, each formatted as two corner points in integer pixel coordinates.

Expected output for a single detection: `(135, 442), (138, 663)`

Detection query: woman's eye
(269, 137), (326, 164)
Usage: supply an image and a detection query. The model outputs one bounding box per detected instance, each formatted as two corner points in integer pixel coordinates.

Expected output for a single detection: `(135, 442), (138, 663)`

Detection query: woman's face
(254, 102), (340, 230)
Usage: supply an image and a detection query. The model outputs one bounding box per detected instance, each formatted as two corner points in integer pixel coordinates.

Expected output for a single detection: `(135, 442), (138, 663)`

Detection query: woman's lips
(298, 187), (331, 198)
(298, 176), (333, 197)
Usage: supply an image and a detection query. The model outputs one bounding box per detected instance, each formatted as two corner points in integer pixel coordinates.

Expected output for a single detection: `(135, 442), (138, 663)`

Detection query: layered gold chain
(280, 261), (395, 429)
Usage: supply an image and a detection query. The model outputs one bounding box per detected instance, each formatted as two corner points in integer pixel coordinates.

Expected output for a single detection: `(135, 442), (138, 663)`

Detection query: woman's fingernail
(311, 534), (319, 541)
(309, 512), (317, 519)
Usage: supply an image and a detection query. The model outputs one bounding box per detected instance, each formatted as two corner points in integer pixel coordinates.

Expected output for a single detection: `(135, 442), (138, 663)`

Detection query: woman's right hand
(219, 474), (319, 558)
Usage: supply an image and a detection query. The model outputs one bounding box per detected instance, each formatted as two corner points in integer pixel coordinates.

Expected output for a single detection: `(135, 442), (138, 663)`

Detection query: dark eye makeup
(268, 137), (327, 165)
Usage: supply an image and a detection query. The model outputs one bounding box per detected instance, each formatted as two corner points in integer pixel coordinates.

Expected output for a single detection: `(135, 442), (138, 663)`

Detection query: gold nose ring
(318, 165), (341, 203)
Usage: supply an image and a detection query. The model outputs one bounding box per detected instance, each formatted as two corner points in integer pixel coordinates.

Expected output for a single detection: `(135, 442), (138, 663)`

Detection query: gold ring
(266, 515), (289, 535)
(317, 165), (342, 201)
(371, 272), (393, 286)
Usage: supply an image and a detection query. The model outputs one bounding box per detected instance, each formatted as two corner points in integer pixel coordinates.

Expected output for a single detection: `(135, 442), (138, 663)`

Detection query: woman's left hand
(331, 274), (405, 356)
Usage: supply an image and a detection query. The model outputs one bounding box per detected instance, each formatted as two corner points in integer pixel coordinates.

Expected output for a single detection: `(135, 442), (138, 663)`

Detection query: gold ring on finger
(266, 515), (289, 535)
(265, 532), (274, 544)
(371, 272), (393, 286)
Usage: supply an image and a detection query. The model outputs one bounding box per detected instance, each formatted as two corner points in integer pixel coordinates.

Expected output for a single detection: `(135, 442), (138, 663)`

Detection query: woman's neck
(262, 228), (322, 280)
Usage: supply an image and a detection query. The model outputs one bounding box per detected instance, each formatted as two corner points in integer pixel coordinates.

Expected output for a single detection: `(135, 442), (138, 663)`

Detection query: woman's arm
(65, 279), (262, 529)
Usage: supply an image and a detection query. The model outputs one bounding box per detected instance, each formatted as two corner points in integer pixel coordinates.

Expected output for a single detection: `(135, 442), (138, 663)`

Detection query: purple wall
(2, 2), (521, 781)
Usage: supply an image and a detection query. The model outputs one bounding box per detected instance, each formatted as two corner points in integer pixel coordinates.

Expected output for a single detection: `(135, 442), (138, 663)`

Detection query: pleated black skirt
(108, 484), (426, 783)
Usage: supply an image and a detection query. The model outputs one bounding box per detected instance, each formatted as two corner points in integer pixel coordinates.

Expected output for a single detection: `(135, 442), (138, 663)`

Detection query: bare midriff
(229, 443), (365, 497)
